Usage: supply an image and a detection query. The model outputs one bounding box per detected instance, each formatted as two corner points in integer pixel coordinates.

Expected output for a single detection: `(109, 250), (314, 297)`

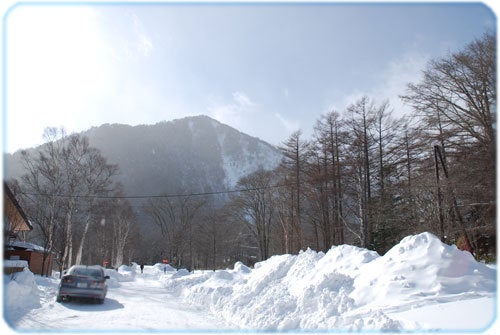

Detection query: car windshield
(70, 267), (103, 278)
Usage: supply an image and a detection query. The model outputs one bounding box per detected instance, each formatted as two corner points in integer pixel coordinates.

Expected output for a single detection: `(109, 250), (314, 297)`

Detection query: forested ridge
(7, 32), (495, 272)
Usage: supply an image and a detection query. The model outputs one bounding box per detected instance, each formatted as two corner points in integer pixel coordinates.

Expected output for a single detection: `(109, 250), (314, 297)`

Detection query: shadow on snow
(58, 297), (124, 312)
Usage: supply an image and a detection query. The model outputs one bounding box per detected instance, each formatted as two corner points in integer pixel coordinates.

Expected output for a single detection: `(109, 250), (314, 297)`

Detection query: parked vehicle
(56, 265), (110, 304)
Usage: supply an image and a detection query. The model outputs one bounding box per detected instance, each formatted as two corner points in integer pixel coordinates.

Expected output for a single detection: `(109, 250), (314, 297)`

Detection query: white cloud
(131, 11), (153, 58)
(208, 91), (257, 129)
(274, 113), (299, 133)
(372, 52), (429, 117)
(327, 51), (429, 118)
(232, 91), (254, 107)
(282, 88), (290, 99)
(206, 92), (291, 145)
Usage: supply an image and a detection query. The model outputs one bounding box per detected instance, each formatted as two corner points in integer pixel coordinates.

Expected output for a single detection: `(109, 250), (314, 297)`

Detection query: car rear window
(70, 267), (103, 278)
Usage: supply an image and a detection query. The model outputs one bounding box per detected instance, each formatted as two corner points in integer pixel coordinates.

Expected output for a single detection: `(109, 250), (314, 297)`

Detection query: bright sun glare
(6, 5), (112, 152)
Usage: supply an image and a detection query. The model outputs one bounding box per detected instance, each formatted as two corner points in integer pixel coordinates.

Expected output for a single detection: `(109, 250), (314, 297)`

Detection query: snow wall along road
(159, 232), (496, 331)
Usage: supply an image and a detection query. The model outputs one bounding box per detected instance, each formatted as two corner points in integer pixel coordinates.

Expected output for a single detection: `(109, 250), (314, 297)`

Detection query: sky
(1, 1), (496, 153)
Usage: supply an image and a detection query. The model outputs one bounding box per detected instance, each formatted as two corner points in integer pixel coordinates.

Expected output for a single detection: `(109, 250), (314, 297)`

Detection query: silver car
(56, 265), (110, 304)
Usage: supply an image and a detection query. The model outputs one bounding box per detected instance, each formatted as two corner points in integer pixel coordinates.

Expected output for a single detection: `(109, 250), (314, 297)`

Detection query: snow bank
(161, 232), (495, 331)
(4, 268), (41, 311)
(104, 265), (137, 287)
(152, 263), (176, 273)
(151, 263), (176, 280)
(106, 262), (178, 287)
(351, 232), (495, 308)
(181, 249), (395, 330)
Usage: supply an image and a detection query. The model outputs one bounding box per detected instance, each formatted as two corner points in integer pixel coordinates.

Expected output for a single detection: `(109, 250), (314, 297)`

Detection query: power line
(20, 180), (489, 202)
(20, 183), (292, 201)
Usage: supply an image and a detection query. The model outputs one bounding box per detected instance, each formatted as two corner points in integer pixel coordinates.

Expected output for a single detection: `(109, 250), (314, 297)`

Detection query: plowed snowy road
(10, 275), (232, 332)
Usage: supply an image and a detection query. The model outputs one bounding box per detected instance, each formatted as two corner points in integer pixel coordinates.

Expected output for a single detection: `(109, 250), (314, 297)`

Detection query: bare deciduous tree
(279, 131), (307, 251)
(18, 128), (119, 271)
(145, 195), (207, 269)
(229, 169), (277, 261)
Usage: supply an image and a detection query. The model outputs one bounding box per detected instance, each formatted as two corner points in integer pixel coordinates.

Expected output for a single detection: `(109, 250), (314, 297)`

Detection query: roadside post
(163, 258), (168, 273)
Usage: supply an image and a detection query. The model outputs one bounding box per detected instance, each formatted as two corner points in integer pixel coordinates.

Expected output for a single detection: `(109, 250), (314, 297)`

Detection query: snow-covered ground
(2, 232), (497, 333)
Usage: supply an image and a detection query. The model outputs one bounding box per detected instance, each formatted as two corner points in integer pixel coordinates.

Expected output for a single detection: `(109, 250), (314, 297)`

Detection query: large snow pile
(104, 266), (136, 288)
(350, 233), (494, 308)
(162, 232), (495, 331)
(4, 268), (41, 314)
(150, 262), (177, 277)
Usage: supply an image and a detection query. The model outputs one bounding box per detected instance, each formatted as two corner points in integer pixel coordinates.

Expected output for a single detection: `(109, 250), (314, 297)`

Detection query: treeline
(143, 32), (495, 268)
(9, 32), (495, 272)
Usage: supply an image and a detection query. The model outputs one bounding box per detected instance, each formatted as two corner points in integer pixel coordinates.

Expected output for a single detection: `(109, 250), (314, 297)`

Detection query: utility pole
(433, 145), (475, 255)
(434, 145), (445, 242)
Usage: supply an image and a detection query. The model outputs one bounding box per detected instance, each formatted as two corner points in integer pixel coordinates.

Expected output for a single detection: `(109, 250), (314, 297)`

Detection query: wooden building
(5, 241), (54, 276)
(4, 182), (54, 276)
(3, 182), (32, 240)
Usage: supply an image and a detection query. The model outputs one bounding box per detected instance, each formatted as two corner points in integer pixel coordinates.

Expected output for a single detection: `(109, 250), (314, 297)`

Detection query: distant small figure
(163, 265), (166, 273)
(140, 264), (144, 274)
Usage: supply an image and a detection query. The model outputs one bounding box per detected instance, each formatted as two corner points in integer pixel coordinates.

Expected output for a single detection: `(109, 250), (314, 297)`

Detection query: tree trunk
(74, 214), (92, 265)
(62, 198), (75, 269)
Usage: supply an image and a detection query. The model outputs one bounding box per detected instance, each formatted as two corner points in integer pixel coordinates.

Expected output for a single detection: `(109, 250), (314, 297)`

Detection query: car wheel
(56, 295), (62, 303)
(97, 298), (104, 304)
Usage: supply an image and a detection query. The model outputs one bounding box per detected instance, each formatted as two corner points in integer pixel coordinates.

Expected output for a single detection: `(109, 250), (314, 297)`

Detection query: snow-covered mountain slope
(5, 115), (283, 197)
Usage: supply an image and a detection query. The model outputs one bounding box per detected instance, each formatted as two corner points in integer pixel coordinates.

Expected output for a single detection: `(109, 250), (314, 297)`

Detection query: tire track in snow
(13, 274), (232, 332)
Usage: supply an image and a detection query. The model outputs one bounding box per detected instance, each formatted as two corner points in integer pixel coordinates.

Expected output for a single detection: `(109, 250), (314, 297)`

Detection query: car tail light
(90, 281), (105, 288)
(62, 276), (74, 284)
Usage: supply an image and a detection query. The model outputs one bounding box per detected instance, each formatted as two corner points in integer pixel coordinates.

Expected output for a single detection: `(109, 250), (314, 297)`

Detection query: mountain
(4, 115), (283, 198)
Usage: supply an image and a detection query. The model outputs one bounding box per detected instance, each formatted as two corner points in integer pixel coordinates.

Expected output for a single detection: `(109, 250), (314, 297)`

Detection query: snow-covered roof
(3, 259), (28, 268)
(7, 241), (47, 252)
